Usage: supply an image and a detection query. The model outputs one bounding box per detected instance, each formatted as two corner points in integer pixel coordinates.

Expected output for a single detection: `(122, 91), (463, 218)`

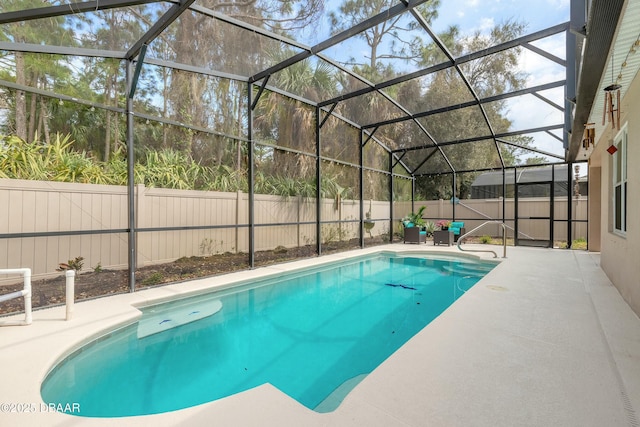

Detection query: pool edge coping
(0, 244), (501, 425)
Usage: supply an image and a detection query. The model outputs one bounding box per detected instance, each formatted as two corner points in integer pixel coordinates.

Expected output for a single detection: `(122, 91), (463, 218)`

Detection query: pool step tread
(137, 299), (223, 339)
(314, 373), (368, 413)
(441, 264), (494, 277)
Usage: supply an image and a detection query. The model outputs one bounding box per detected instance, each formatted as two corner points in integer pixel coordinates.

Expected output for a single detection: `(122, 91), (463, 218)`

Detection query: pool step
(441, 263), (494, 277)
(137, 299), (223, 339)
(314, 373), (368, 413)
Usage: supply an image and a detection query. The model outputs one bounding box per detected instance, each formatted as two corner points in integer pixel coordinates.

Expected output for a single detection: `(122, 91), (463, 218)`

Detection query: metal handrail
(457, 220), (507, 258)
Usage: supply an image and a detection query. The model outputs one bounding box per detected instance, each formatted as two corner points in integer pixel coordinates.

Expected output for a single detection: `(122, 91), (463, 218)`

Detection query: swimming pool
(41, 252), (496, 417)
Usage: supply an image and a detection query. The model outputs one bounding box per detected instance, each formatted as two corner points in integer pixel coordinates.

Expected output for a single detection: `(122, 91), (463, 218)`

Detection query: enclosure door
(514, 182), (552, 248)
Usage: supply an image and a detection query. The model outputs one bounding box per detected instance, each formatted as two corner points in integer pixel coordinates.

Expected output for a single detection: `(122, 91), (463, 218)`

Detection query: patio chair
(404, 226), (427, 244)
(449, 221), (466, 242)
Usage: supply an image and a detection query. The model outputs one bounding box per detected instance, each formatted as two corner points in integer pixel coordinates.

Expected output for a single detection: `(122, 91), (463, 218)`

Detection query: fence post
(297, 195), (302, 248)
(135, 184), (145, 268)
(236, 190), (243, 253)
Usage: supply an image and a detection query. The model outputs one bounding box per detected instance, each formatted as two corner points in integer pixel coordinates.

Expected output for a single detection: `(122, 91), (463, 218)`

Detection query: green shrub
(57, 256), (84, 272)
(480, 235), (492, 244)
(142, 272), (164, 286)
(572, 238), (587, 250)
(0, 133), (353, 197)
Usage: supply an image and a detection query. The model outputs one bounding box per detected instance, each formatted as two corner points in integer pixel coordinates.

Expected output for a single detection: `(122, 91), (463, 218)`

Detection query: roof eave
(568, 0), (626, 161)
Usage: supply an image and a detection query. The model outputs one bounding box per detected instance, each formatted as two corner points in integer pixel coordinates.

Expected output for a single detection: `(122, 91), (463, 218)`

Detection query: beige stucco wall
(587, 167), (601, 251)
(590, 69), (640, 316)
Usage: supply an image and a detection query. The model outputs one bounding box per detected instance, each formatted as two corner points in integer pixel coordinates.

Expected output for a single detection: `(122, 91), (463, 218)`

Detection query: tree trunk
(103, 77), (112, 162)
(28, 93), (37, 142)
(104, 111), (112, 162)
(37, 106), (44, 139)
(40, 99), (51, 144)
(163, 68), (168, 148)
(112, 75), (120, 154)
(15, 52), (27, 140)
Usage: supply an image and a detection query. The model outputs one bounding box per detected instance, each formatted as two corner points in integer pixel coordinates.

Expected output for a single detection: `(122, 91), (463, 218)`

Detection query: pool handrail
(0, 268), (32, 325)
(456, 221), (507, 259)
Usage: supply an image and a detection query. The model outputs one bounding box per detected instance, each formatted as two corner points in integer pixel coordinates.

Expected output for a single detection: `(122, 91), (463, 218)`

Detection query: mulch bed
(1, 237), (388, 316)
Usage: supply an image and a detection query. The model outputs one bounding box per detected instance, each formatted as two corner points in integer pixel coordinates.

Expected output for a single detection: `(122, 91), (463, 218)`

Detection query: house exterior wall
(590, 70), (640, 316)
(587, 167), (601, 252)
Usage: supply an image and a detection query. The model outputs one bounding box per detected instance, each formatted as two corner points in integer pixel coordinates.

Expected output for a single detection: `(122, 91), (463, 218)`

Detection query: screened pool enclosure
(0, 0), (588, 306)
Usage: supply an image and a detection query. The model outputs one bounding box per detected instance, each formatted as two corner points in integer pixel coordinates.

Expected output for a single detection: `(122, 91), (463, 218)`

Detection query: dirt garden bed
(0, 237), (388, 316)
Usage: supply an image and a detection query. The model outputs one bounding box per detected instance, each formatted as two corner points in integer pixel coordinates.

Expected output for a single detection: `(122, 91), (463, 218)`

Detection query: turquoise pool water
(41, 253), (496, 417)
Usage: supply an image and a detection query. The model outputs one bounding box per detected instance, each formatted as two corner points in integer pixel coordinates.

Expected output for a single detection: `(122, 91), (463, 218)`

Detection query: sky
(427, 0), (570, 158)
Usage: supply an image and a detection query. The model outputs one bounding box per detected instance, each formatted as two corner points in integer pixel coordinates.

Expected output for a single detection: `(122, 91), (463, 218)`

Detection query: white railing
(0, 268), (32, 325)
(65, 270), (75, 321)
(457, 221), (507, 259)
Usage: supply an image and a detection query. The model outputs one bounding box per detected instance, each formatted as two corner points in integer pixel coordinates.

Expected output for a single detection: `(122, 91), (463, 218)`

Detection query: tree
(254, 51), (336, 179)
(410, 20), (529, 199)
(325, 0), (442, 196)
(0, 0), (75, 142)
(329, 0), (440, 70)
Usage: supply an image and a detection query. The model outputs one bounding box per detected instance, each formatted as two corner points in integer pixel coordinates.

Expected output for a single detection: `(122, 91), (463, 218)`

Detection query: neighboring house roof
(471, 165), (570, 187)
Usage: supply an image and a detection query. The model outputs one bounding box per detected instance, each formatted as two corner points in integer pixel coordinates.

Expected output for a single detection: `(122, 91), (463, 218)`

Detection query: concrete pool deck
(1, 244), (639, 426)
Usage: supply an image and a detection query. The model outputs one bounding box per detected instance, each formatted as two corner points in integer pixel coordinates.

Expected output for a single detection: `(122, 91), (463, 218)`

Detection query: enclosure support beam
(551, 165), (556, 245)
(545, 130), (564, 143)
(514, 167), (519, 244)
(321, 23), (568, 108)
(359, 131), (365, 248)
(126, 0), (196, 60)
(412, 11), (505, 170)
(502, 168), (507, 241)
(249, 0), (429, 83)
(248, 83), (256, 268)
(126, 60), (137, 292)
(128, 45), (147, 99)
(363, 127), (378, 147)
(319, 103), (337, 128)
(0, 41), (125, 59)
(522, 42), (566, 66)
(409, 148), (438, 176)
(411, 179), (416, 216)
(368, 81), (565, 130)
(393, 151), (407, 169)
(565, 27), (577, 151)
(389, 152), (395, 243)
(413, 161), (572, 178)
(567, 163), (573, 247)
(532, 92), (564, 112)
(0, 0), (160, 25)
(495, 138), (565, 160)
(251, 76), (270, 111)
(395, 124), (565, 154)
(452, 173), (457, 220)
(316, 106), (322, 256)
(0, 79), (125, 113)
